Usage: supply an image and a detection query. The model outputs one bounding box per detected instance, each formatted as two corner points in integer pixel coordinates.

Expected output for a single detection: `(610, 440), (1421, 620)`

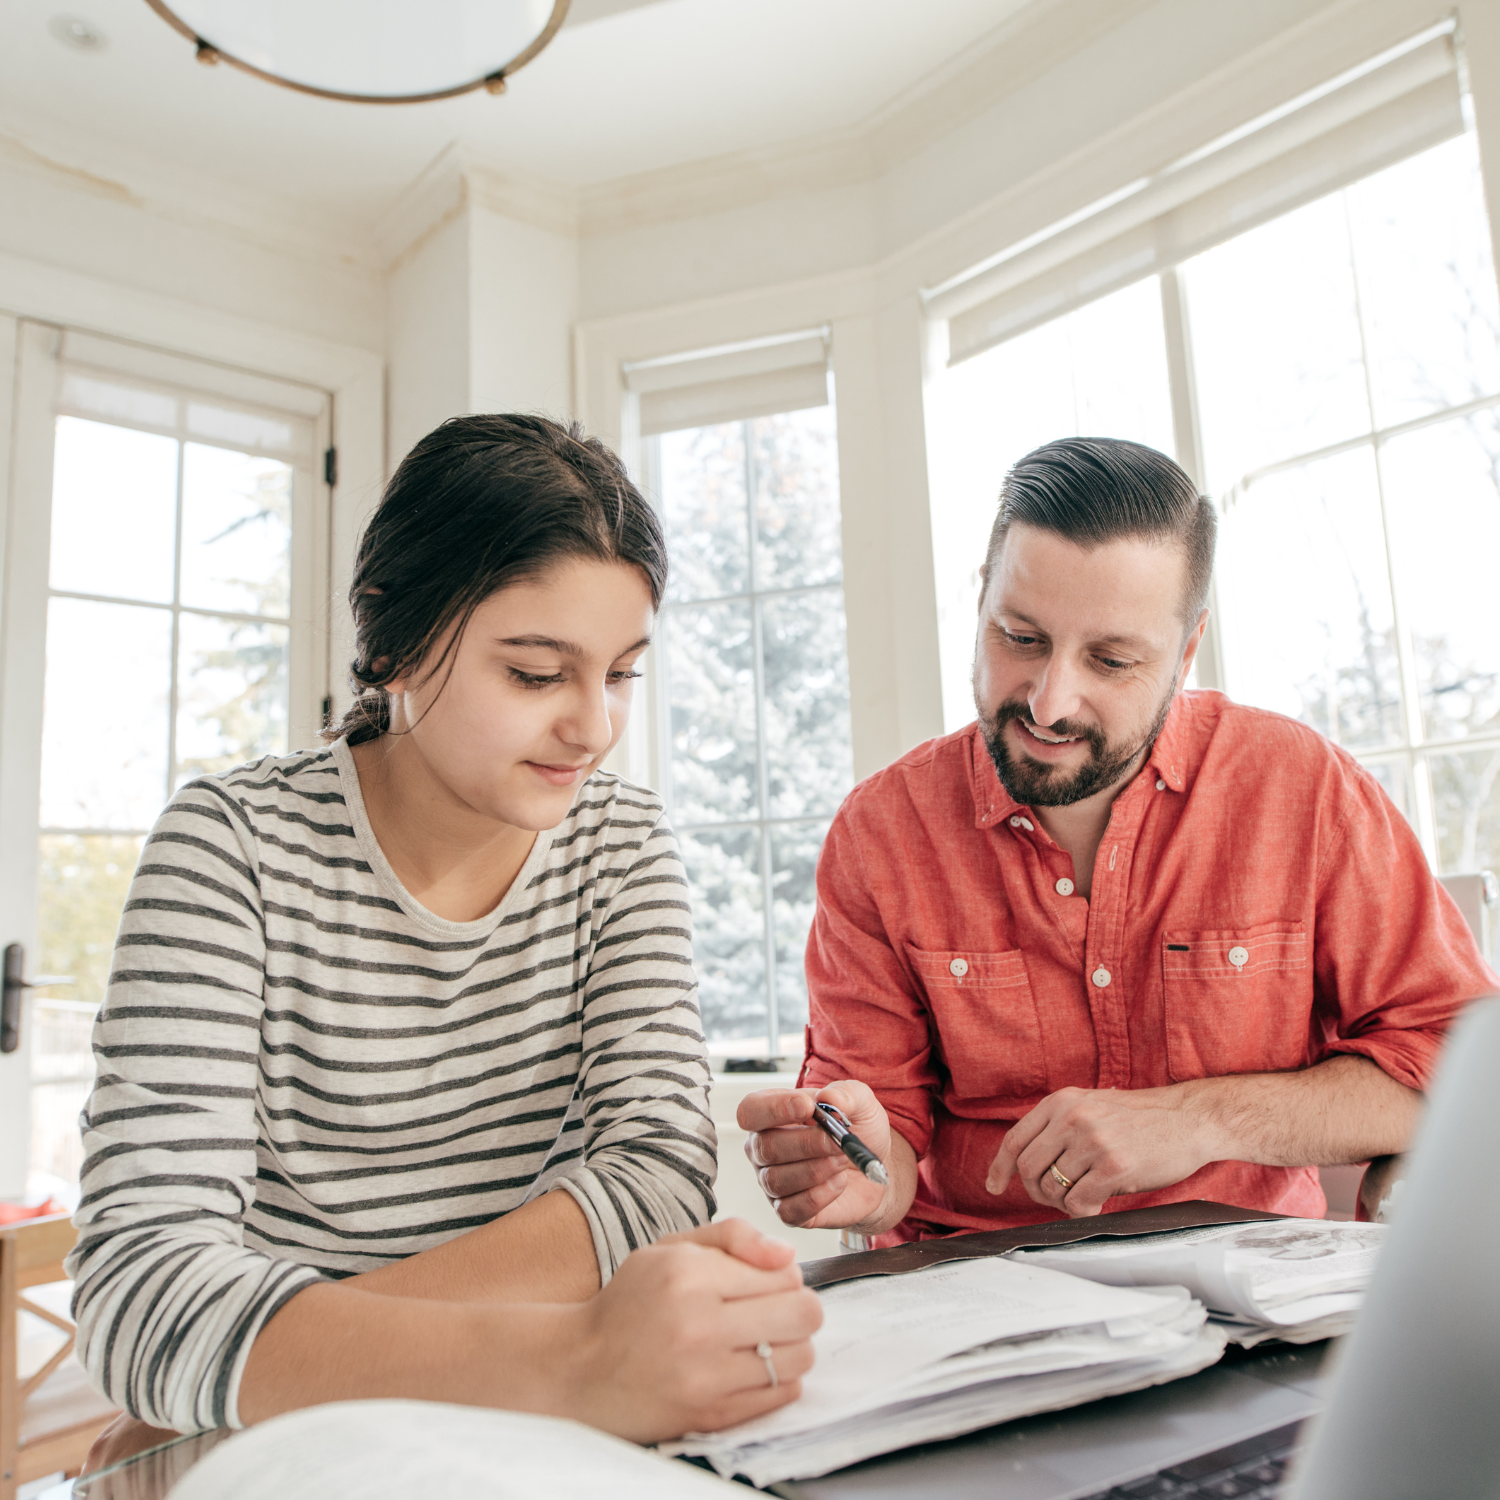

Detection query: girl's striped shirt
(67, 739), (716, 1432)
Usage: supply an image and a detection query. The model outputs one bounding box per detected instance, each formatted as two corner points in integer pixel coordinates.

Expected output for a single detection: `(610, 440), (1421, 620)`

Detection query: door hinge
(324, 447), (338, 486)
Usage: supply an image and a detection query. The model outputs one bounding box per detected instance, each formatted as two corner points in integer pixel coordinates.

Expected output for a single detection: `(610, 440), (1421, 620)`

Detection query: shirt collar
(969, 694), (1191, 830)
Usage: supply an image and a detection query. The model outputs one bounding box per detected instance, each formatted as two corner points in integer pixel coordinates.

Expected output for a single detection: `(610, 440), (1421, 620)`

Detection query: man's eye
(1004, 632), (1041, 648)
(1095, 656), (1132, 672)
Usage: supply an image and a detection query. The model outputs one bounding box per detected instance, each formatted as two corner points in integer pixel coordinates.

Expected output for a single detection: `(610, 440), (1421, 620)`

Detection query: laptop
(785, 996), (1500, 1500)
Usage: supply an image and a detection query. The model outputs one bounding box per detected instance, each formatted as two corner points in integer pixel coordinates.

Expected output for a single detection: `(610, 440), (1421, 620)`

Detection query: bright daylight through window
(648, 407), (853, 1058)
(29, 371), (306, 1193)
(928, 130), (1500, 879)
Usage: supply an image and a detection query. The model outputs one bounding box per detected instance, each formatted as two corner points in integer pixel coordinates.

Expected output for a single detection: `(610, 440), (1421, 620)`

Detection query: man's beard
(979, 682), (1176, 808)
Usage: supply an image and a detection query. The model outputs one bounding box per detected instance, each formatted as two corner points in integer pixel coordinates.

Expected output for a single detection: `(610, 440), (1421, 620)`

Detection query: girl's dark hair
(983, 437), (1217, 625)
(325, 413), (667, 747)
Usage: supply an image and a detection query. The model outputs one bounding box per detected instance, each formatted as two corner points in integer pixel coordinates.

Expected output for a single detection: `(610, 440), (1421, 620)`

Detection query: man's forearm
(1186, 1054), (1421, 1167)
(350, 1188), (600, 1304)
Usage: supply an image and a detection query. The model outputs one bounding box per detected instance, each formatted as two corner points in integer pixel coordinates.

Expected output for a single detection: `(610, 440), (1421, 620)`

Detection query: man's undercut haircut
(984, 437), (1217, 624)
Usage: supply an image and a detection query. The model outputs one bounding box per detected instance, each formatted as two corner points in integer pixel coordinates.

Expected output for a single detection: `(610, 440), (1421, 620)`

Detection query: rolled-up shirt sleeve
(1312, 759), (1498, 1089)
(549, 817), (717, 1280)
(66, 789), (326, 1433)
(797, 797), (941, 1159)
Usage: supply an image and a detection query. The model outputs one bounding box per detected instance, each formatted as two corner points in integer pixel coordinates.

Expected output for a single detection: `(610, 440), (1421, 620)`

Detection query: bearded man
(740, 436), (1496, 1241)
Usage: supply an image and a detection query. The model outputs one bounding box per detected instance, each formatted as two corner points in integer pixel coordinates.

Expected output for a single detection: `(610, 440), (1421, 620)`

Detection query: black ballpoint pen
(812, 1101), (889, 1187)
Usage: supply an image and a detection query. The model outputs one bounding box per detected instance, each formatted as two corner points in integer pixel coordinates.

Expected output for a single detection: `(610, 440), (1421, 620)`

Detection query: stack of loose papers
(664, 1258), (1225, 1486)
(1011, 1219), (1387, 1346)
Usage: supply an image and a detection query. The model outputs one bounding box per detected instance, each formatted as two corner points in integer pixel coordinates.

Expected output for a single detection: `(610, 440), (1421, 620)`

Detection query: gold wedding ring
(756, 1339), (779, 1389)
(1049, 1163), (1074, 1191)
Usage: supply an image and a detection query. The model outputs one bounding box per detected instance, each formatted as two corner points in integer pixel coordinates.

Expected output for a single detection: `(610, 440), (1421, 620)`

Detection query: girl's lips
(527, 761), (590, 786)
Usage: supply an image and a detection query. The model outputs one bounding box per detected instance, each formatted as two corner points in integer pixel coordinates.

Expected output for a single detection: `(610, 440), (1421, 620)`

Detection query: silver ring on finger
(1049, 1162), (1074, 1191)
(756, 1340), (779, 1389)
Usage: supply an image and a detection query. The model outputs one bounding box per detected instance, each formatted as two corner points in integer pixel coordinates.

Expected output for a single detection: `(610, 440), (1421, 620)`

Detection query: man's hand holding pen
(738, 1083), (917, 1235)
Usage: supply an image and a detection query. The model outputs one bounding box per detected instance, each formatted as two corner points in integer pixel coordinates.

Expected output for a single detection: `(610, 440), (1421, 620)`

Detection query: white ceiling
(0, 0), (1037, 235)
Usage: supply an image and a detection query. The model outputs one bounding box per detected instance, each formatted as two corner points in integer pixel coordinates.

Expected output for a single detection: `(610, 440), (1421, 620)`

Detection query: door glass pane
(771, 820), (826, 1040)
(1217, 447), (1402, 751)
(753, 407), (843, 590)
(40, 598), (172, 828)
(1380, 412), (1500, 745)
(926, 276), (1175, 732)
(29, 833), (144, 1191)
(665, 600), (758, 825)
(50, 417), (177, 604)
(1428, 746), (1500, 875)
(762, 589), (854, 819)
(659, 422), (748, 603)
(1185, 194), (1370, 492)
(180, 444), (293, 617)
(176, 612), (291, 783)
(680, 827), (765, 1045)
(1347, 133), (1500, 428)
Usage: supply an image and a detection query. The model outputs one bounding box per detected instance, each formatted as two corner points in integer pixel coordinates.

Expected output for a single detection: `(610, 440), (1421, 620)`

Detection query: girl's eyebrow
(497, 634), (653, 656)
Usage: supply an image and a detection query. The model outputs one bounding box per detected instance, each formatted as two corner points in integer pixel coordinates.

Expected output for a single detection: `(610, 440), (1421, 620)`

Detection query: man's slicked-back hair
(983, 437), (1216, 625)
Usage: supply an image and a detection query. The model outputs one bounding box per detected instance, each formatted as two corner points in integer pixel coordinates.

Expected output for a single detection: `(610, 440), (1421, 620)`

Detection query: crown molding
(0, 114), (382, 275)
(573, 0), (1159, 236)
(375, 143), (580, 269)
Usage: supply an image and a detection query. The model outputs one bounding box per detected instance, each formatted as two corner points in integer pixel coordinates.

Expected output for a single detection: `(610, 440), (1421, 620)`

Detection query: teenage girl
(69, 414), (820, 1446)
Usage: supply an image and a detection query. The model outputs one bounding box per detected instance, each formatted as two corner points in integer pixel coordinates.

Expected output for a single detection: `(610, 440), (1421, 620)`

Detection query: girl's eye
(608, 669), (644, 684)
(510, 669), (565, 689)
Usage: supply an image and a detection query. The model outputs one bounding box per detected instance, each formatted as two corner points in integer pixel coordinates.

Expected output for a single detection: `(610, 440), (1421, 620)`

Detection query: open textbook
(664, 1257), (1225, 1486)
(1010, 1218), (1387, 1346)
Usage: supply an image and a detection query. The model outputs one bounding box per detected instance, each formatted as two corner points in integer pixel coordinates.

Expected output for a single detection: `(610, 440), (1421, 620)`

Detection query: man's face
(974, 524), (1206, 808)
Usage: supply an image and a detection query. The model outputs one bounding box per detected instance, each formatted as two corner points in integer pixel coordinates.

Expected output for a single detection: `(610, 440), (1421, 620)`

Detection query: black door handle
(1, 942), (76, 1054)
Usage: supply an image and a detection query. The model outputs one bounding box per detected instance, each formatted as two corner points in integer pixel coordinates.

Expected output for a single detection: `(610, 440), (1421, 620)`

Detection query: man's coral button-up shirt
(798, 691), (1496, 1242)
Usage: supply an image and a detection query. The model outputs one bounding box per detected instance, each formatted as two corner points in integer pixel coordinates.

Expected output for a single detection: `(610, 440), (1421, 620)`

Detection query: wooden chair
(1, 1212), (119, 1500)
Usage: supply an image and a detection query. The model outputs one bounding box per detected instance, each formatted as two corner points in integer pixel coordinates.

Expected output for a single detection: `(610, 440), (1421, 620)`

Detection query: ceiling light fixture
(141, 0), (572, 104)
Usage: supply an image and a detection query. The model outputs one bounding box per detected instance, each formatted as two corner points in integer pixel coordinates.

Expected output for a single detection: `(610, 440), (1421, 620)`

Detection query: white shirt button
(1228, 946), (1249, 969)
(1008, 816), (1022, 828)
(949, 958), (969, 978)
(1055, 877), (1074, 896)
(1092, 966), (1111, 988)
(1019, 817), (1034, 831)
(1156, 779), (1166, 790)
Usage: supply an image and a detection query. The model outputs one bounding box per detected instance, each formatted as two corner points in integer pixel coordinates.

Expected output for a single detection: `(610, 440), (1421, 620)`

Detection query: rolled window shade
(937, 25), (1461, 366)
(624, 329), (830, 436)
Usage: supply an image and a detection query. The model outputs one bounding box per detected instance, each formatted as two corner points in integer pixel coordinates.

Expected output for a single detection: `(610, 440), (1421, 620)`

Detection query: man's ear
(1177, 609), (1210, 683)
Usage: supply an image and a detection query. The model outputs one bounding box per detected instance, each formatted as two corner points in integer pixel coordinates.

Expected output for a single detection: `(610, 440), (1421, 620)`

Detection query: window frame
(641, 409), (852, 1057)
(929, 52), (1498, 870)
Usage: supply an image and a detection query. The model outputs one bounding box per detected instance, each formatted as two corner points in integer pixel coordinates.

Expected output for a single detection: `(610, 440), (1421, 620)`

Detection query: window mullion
(745, 421), (780, 1054)
(1342, 195), (1438, 862)
(1159, 267), (1227, 692)
(167, 441), (185, 800)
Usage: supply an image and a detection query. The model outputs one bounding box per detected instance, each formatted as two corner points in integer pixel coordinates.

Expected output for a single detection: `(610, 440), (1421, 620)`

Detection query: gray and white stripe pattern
(67, 739), (715, 1433)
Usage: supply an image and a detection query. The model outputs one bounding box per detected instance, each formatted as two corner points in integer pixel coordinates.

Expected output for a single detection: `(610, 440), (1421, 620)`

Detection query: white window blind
(624, 328), (831, 436)
(933, 22), (1462, 367)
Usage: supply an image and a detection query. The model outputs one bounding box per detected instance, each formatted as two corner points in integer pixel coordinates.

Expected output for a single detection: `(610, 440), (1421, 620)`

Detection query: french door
(0, 319), (331, 1201)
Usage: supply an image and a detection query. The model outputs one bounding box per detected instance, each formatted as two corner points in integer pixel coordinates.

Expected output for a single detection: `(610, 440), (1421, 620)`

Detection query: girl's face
(386, 557), (655, 831)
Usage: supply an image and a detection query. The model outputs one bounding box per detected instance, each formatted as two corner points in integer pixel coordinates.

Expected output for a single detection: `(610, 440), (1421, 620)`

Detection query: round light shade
(145, 0), (571, 103)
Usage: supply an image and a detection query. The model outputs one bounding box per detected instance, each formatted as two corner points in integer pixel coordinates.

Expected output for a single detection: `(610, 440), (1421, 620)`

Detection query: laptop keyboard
(1078, 1420), (1303, 1499)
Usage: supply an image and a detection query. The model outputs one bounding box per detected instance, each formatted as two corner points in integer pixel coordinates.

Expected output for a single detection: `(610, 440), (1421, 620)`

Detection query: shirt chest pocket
(1161, 921), (1311, 1082)
(906, 945), (1048, 1100)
